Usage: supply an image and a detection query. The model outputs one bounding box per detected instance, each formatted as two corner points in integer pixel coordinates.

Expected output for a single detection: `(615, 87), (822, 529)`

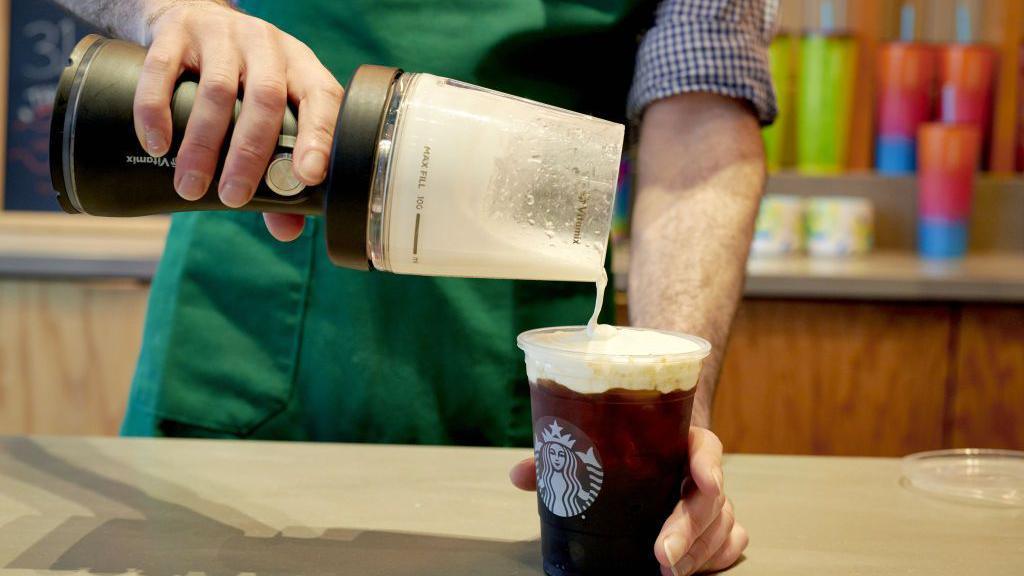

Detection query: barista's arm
(52, 0), (225, 42)
(624, 0), (776, 429)
(626, 1), (776, 574)
(629, 93), (764, 428)
(53, 0), (341, 240)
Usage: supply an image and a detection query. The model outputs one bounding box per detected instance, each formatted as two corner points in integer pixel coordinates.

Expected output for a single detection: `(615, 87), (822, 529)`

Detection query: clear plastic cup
(518, 326), (711, 575)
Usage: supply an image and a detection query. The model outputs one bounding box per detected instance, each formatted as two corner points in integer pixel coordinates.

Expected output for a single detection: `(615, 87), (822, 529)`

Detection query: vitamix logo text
(125, 155), (176, 168)
(572, 191), (589, 244)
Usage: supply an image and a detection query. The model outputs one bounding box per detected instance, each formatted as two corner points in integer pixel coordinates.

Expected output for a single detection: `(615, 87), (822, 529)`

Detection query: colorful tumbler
(797, 33), (858, 174)
(938, 44), (996, 169)
(763, 34), (795, 171)
(612, 156), (632, 244)
(917, 123), (981, 259)
(875, 43), (936, 174)
(1018, 43), (1024, 172)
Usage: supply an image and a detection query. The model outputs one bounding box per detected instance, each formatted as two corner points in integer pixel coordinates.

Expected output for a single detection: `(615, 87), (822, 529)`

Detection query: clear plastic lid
(901, 448), (1024, 507)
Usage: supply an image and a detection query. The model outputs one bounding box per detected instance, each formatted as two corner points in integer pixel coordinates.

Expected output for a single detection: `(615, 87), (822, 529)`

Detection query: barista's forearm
(52, 0), (228, 43)
(629, 93), (765, 429)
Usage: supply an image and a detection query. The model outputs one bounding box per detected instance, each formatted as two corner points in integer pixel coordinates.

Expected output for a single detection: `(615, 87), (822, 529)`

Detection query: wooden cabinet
(951, 305), (1024, 449)
(0, 280), (146, 435)
(702, 299), (1024, 456)
(2, 279), (1023, 454)
(711, 300), (952, 457)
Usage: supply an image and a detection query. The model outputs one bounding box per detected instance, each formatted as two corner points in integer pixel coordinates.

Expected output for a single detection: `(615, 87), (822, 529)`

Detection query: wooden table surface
(1, 436), (1021, 575)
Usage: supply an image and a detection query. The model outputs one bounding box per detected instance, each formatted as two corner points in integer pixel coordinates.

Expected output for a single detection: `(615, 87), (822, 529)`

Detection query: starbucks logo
(534, 418), (604, 518)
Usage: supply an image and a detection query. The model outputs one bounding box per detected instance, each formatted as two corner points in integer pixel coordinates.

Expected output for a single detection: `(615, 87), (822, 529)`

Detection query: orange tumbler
(938, 44), (997, 167)
(876, 42), (937, 172)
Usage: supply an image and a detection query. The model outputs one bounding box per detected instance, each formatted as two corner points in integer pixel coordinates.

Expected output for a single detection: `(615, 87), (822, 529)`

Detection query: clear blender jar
(355, 70), (624, 282)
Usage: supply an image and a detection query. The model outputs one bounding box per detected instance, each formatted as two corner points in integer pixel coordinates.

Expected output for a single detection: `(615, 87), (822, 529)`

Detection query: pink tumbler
(917, 123), (981, 259)
(876, 42), (937, 173)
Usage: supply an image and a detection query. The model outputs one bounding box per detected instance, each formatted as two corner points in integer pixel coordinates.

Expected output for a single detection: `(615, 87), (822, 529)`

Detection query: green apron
(122, 0), (650, 446)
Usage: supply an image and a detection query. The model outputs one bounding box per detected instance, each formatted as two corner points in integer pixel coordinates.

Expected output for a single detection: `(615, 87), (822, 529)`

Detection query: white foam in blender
(383, 74), (622, 281)
(522, 328), (708, 394)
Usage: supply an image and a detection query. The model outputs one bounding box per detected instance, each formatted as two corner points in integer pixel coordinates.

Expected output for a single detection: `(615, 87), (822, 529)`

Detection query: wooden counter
(0, 436), (1021, 575)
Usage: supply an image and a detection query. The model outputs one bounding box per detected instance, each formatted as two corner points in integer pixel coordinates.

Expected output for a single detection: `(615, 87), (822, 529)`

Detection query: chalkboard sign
(3, 0), (98, 211)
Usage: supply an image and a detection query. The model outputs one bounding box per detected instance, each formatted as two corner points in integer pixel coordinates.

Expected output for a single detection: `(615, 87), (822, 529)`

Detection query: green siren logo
(535, 418), (603, 518)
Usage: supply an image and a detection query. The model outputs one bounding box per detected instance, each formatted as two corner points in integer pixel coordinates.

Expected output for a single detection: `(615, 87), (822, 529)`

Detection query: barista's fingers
(653, 428), (726, 573)
(653, 484), (725, 573)
(218, 29), (287, 208)
(263, 213), (305, 242)
(173, 42), (240, 200)
(509, 457), (538, 491)
(670, 499), (735, 576)
(701, 521), (749, 573)
(284, 38), (344, 185)
(688, 427), (724, 502)
(134, 34), (186, 157)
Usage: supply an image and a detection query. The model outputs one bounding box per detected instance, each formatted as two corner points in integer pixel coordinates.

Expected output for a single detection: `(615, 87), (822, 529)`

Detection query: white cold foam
(530, 327), (704, 357)
(521, 327), (709, 394)
(383, 74), (623, 281)
(585, 269), (608, 336)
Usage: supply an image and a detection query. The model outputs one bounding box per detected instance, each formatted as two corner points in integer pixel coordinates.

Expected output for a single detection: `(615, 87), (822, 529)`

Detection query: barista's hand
(509, 426), (747, 575)
(133, 1), (344, 241)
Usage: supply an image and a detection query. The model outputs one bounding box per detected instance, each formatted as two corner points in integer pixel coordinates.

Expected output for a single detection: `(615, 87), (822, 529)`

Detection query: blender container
(51, 35), (624, 283)
(366, 73), (623, 281)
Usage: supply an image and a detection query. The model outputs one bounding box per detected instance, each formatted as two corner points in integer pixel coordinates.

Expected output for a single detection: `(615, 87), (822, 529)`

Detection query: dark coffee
(529, 378), (695, 576)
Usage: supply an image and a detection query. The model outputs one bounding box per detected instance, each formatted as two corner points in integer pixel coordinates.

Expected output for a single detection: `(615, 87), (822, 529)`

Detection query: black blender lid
(325, 64), (402, 270)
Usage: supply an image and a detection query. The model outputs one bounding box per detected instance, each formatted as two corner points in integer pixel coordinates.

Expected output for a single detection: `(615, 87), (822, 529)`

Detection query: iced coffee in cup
(518, 326), (711, 575)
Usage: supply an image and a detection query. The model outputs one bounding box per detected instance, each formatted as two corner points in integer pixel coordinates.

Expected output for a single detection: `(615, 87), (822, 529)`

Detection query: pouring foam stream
(586, 269), (615, 339)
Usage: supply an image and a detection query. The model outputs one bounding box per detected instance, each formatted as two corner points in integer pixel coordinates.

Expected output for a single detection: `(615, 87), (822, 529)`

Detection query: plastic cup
(804, 196), (874, 257)
(752, 195), (805, 256)
(1018, 43), (1024, 171)
(938, 44), (997, 168)
(611, 157), (632, 244)
(797, 33), (858, 174)
(876, 42), (937, 173)
(518, 326), (711, 576)
(764, 34), (796, 171)
(917, 123), (981, 259)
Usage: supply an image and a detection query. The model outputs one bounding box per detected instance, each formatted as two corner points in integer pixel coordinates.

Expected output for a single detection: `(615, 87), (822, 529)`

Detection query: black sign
(4, 0), (98, 211)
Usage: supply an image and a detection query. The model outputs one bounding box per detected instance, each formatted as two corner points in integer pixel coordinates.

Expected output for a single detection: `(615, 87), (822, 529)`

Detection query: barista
(56, 1), (776, 573)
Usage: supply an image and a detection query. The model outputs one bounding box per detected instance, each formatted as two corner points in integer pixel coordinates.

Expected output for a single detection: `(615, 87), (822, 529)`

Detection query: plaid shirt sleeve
(627, 0), (779, 125)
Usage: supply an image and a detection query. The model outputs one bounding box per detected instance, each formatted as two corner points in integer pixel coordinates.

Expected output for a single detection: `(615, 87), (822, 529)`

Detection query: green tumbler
(796, 33), (858, 174)
(763, 34), (795, 171)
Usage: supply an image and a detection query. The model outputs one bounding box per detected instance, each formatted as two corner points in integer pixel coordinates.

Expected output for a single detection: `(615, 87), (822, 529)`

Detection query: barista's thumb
(509, 457), (537, 491)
